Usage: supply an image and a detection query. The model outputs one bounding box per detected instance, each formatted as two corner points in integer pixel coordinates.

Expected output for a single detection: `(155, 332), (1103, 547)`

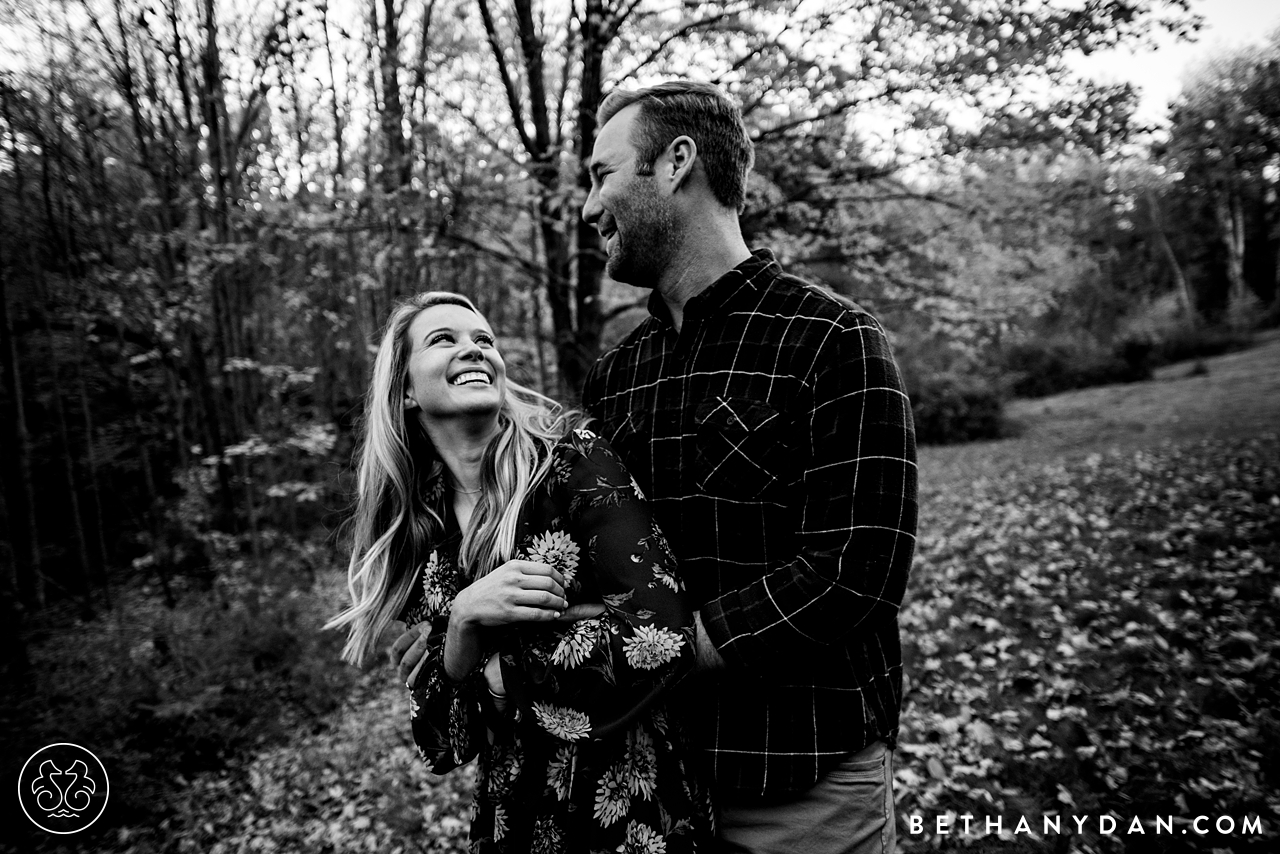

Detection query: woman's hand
(388, 621), (433, 688)
(450, 559), (568, 628)
(483, 653), (508, 714)
(444, 560), (567, 680)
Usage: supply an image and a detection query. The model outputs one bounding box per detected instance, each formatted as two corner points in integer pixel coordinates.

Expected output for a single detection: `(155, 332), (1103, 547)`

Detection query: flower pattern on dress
(624, 726), (659, 801)
(421, 549), (453, 616)
(546, 744), (575, 801)
(594, 763), (631, 827)
(532, 701), (592, 741)
(492, 805), (508, 843)
(401, 429), (710, 853)
(524, 529), (582, 587)
(618, 820), (667, 854)
(487, 742), (522, 799)
(623, 625), (686, 671)
(551, 617), (600, 669)
(531, 818), (564, 854)
(649, 562), (680, 592)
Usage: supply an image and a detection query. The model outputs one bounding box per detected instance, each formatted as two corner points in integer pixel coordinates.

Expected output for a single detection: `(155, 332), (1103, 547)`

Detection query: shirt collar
(645, 248), (780, 330)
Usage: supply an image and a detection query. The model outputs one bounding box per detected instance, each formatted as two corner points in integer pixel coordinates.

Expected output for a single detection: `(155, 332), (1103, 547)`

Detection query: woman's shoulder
(553, 426), (626, 468)
(549, 427), (637, 494)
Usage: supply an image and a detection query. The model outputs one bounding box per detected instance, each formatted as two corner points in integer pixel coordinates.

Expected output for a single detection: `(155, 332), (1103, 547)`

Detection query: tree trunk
(36, 285), (96, 617)
(1146, 191), (1198, 324)
(76, 337), (113, 607)
(321, 1), (347, 181)
(1214, 189), (1250, 323)
(379, 0), (411, 191)
(0, 234), (44, 610)
(573, 0), (609, 398)
(0, 90), (45, 610)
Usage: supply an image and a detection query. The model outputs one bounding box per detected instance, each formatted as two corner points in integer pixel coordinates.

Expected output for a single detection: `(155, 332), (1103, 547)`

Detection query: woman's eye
(476, 334), (495, 346)
(429, 333), (453, 345)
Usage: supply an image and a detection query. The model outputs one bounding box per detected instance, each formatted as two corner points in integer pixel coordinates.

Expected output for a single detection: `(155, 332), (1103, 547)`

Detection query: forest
(2, 0), (1278, 851)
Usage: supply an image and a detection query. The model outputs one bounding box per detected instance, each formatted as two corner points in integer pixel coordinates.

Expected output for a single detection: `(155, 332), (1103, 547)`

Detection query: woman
(327, 292), (712, 853)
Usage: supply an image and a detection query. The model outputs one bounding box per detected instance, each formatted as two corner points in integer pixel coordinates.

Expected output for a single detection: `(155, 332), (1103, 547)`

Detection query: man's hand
(388, 620), (432, 688)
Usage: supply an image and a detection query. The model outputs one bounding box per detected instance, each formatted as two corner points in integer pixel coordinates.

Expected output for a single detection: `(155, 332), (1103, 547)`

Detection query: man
(579, 80), (918, 854)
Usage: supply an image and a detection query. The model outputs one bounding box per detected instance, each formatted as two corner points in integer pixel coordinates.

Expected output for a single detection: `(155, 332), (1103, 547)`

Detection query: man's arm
(698, 312), (918, 669)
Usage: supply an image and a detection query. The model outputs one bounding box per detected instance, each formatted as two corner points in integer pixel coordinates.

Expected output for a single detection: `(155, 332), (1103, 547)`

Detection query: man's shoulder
(752, 269), (886, 344)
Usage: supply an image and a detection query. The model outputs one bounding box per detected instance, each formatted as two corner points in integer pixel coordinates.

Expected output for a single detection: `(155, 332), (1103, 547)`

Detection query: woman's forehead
(411, 302), (492, 333)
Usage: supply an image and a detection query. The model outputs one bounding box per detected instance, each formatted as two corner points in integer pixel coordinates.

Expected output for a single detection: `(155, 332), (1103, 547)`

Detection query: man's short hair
(597, 80), (754, 212)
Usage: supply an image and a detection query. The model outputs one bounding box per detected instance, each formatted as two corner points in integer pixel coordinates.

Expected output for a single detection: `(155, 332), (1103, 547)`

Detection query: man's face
(583, 104), (677, 286)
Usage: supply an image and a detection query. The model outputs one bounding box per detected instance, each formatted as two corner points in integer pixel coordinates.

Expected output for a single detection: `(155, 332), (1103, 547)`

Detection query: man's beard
(605, 186), (676, 286)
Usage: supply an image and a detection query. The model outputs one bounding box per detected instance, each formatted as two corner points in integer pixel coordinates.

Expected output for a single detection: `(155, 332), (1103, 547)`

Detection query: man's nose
(582, 186), (600, 225)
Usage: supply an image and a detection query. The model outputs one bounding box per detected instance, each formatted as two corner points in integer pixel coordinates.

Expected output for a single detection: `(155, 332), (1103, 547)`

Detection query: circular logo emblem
(18, 743), (110, 834)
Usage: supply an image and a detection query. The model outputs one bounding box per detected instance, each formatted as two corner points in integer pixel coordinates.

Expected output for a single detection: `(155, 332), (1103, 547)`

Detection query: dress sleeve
(403, 551), (485, 773)
(497, 428), (696, 742)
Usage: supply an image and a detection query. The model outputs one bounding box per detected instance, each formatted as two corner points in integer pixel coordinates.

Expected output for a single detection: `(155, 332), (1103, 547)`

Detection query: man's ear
(665, 135), (698, 192)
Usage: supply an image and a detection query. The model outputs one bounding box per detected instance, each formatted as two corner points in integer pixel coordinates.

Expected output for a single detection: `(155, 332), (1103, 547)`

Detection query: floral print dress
(402, 428), (713, 854)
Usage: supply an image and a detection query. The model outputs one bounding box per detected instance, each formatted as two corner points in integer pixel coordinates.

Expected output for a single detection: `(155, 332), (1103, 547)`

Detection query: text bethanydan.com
(906, 813), (1265, 838)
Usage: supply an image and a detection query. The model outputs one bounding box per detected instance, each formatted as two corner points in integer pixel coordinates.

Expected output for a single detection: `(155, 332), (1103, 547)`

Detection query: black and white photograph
(2, 0), (1277, 852)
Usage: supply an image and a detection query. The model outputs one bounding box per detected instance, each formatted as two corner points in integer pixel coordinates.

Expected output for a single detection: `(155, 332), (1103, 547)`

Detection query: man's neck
(658, 222), (752, 333)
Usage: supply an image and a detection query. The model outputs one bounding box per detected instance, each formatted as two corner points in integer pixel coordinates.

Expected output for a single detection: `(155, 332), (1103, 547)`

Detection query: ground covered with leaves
(897, 434), (1280, 853)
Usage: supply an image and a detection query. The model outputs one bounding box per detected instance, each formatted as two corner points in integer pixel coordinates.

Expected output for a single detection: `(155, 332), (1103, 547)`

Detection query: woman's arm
(400, 554), (568, 770)
(495, 429), (696, 741)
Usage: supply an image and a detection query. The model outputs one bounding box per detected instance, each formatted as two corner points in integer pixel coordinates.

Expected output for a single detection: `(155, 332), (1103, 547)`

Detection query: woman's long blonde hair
(325, 292), (587, 666)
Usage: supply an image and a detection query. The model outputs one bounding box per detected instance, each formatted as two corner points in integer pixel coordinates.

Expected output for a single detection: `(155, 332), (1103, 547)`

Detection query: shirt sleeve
(496, 429), (696, 742)
(404, 556), (485, 774)
(698, 312), (919, 667)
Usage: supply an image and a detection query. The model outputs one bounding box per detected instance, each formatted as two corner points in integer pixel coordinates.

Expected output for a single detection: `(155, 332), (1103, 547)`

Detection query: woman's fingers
(397, 623), (432, 687)
(405, 647), (429, 688)
(504, 560), (565, 594)
(386, 621), (414, 666)
(514, 588), (568, 612)
(557, 602), (606, 622)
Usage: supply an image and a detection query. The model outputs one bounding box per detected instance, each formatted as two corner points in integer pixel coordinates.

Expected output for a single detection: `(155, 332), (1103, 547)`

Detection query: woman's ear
(403, 395), (418, 410)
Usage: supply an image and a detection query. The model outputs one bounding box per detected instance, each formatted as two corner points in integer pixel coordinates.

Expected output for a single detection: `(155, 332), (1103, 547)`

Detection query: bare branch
(614, 10), (736, 80)
(476, 0), (536, 157)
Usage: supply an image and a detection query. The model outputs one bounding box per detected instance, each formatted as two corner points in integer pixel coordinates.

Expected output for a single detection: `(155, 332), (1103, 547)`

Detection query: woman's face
(402, 303), (506, 423)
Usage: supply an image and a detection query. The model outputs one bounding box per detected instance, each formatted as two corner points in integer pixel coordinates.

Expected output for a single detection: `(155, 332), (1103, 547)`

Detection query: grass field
(6, 334), (1278, 854)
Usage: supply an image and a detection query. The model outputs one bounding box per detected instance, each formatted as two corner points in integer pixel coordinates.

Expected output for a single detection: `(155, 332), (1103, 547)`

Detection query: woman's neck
(423, 414), (497, 498)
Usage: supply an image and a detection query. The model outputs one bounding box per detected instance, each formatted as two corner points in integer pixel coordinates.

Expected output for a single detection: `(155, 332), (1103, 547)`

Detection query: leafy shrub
(1000, 334), (1152, 399)
(908, 371), (1006, 445)
(1149, 324), (1252, 367)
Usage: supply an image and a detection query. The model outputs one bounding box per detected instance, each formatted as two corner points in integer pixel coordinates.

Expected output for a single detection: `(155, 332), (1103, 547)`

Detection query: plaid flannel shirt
(581, 248), (918, 800)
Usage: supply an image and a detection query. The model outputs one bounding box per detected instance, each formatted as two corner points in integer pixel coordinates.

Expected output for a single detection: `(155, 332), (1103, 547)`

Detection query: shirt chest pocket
(694, 397), (792, 499)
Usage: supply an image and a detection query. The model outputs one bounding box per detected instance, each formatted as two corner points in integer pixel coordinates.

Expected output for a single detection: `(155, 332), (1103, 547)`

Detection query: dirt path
(921, 331), (1280, 488)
